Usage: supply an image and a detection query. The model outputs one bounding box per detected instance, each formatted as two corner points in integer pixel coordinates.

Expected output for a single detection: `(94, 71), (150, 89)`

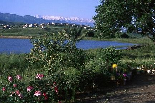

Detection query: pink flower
(16, 75), (22, 80)
(123, 73), (127, 77)
(27, 86), (33, 92)
(34, 91), (42, 96)
(36, 74), (44, 80)
(53, 82), (56, 85)
(8, 76), (13, 82)
(54, 86), (58, 93)
(13, 84), (17, 88)
(2, 87), (5, 91)
(15, 90), (20, 95)
(43, 92), (48, 100)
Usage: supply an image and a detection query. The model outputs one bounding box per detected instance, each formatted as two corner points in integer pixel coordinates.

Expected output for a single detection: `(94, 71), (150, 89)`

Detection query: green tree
(94, 0), (155, 42)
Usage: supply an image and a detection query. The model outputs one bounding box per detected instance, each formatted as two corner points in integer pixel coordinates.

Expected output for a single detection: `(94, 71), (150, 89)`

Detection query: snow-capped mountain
(34, 15), (94, 26)
(0, 12), (94, 26)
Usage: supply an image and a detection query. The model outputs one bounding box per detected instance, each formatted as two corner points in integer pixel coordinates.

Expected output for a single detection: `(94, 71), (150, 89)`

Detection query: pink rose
(13, 84), (17, 88)
(27, 86), (33, 92)
(2, 87), (5, 91)
(8, 76), (13, 82)
(53, 82), (56, 85)
(34, 91), (42, 96)
(54, 86), (58, 93)
(16, 75), (22, 80)
(43, 92), (48, 100)
(36, 74), (44, 80)
(15, 90), (20, 95)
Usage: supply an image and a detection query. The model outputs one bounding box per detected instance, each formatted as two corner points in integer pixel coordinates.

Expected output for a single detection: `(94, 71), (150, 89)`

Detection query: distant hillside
(0, 12), (52, 24)
(0, 20), (24, 25)
(0, 12), (94, 26)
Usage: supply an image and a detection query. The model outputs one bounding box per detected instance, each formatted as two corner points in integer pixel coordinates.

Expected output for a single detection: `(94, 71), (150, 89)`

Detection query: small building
(23, 24), (28, 28)
(29, 24), (33, 28)
(3, 25), (10, 29)
(34, 23), (38, 27)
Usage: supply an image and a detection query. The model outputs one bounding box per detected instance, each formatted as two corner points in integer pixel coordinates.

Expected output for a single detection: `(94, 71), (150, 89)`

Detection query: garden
(0, 27), (155, 103)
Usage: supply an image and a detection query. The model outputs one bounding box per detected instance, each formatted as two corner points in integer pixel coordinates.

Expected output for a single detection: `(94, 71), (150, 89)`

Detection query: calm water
(0, 38), (135, 54)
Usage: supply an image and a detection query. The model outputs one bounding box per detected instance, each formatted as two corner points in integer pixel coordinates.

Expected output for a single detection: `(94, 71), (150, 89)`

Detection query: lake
(0, 38), (135, 54)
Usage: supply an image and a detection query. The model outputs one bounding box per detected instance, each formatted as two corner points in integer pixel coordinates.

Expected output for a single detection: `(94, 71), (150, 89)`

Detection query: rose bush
(0, 74), (60, 103)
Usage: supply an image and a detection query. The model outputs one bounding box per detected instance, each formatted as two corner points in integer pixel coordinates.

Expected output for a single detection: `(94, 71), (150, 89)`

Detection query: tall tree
(94, 0), (155, 42)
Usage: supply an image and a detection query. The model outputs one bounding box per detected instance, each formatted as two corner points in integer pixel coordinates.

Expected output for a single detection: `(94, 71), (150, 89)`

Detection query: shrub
(0, 74), (60, 103)
(26, 28), (86, 101)
(84, 47), (122, 88)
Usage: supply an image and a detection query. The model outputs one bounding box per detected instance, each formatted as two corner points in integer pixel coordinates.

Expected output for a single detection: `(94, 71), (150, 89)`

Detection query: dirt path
(76, 74), (155, 103)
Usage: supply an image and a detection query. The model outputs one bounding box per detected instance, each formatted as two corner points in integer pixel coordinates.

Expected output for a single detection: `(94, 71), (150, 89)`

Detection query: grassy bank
(84, 36), (153, 45)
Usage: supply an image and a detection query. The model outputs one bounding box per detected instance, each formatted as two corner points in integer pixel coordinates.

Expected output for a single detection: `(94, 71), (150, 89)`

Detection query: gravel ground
(76, 74), (155, 103)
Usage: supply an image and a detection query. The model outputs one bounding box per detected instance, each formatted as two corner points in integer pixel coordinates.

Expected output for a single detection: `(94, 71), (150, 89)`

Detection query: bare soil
(76, 74), (155, 103)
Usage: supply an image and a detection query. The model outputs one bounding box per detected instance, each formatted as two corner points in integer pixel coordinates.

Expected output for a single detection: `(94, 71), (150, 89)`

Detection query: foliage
(27, 28), (85, 72)
(97, 47), (122, 65)
(26, 27), (86, 101)
(83, 47), (122, 88)
(0, 74), (60, 103)
(1, 35), (155, 102)
(94, 0), (155, 41)
(0, 54), (28, 74)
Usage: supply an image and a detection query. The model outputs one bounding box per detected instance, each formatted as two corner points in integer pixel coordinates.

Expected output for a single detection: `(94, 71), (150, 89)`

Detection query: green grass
(0, 25), (68, 36)
(84, 37), (155, 69)
(0, 36), (155, 102)
(84, 37), (153, 45)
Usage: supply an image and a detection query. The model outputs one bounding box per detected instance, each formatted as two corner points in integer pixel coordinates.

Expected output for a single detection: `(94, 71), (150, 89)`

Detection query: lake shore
(0, 36), (32, 39)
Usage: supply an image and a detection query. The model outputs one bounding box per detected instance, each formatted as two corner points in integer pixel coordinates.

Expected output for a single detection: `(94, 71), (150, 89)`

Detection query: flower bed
(1, 74), (61, 103)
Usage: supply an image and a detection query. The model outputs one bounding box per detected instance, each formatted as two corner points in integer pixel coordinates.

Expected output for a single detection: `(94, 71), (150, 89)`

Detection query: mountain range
(0, 12), (94, 26)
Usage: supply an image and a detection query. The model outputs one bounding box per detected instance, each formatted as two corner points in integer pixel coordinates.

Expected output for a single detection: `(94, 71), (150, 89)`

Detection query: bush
(0, 74), (60, 103)
(84, 47), (122, 88)
(27, 28), (86, 101)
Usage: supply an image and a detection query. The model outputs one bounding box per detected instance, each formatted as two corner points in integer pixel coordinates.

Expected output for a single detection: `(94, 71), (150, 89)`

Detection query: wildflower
(43, 92), (48, 100)
(13, 84), (17, 88)
(27, 86), (33, 92)
(123, 73), (127, 77)
(112, 64), (117, 69)
(8, 76), (13, 82)
(2, 87), (5, 92)
(53, 82), (56, 85)
(15, 90), (20, 95)
(54, 86), (58, 93)
(34, 91), (42, 96)
(16, 75), (22, 80)
(36, 74), (44, 80)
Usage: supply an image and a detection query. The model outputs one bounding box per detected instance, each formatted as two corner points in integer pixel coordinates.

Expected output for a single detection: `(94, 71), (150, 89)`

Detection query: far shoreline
(0, 36), (32, 39)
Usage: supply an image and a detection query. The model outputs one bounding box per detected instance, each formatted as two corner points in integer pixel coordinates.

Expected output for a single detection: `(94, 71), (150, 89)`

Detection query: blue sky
(0, 0), (100, 19)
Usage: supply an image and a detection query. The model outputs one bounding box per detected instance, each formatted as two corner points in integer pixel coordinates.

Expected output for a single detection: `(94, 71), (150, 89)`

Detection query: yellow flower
(112, 64), (117, 68)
